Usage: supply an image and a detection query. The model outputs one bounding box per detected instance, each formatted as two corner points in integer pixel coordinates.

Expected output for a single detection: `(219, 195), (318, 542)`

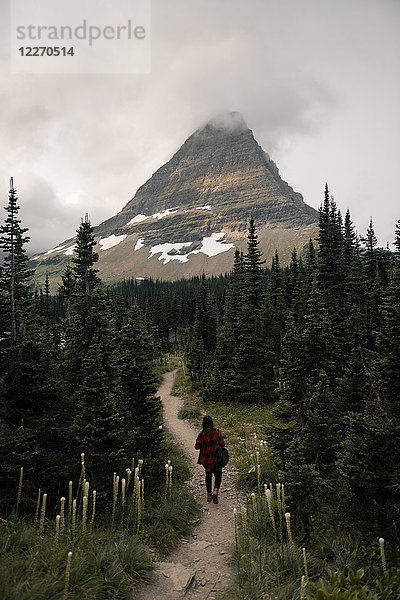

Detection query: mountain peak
(32, 115), (319, 286)
(198, 111), (248, 134)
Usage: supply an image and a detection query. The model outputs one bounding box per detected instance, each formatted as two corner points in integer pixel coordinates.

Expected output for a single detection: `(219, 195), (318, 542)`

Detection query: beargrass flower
(82, 496), (88, 533)
(72, 499), (77, 537)
(91, 490), (96, 525)
(68, 481), (73, 518)
(60, 497), (66, 533)
(379, 537), (388, 578)
(63, 551), (73, 600)
(302, 547), (308, 581)
(300, 575), (306, 600)
(39, 493), (47, 535)
(121, 478), (126, 506)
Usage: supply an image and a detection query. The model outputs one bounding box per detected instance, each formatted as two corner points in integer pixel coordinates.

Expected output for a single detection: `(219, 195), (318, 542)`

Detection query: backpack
(215, 430), (229, 469)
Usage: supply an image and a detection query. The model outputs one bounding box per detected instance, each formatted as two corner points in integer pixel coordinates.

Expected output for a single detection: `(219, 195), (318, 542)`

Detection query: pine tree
(72, 332), (125, 491)
(0, 178), (34, 368)
(187, 274), (217, 381)
(374, 219), (400, 421)
(361, 217), (378, 280)
(114, 304), (164, 479)
(263, 250), (286, 360)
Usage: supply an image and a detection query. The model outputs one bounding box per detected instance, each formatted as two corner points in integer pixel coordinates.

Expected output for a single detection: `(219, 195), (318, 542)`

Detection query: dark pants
(205, 464), (222, 493)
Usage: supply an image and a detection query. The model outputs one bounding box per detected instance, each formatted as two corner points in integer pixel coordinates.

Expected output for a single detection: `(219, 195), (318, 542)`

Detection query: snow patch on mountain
(45, 244), (67, 255)
(148, 232), (234, 265)
(99, 234), (127, 251)
(127, 214), (148, 225)
(196, 205), (212, 211)
(134, 238), (145, 251)
(152, 208), (177, 220)
(149, 242), (193, 264)
(64, 245), (77, 256)
(33, 243), (68, 260)
(191, 232), (234, 257)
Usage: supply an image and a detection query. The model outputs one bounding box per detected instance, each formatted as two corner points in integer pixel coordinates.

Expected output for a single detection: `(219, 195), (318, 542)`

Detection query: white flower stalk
(34, 489), (41, 526)
(62, 551), (73, 600)
(84, 480), (89, 498)
(285, 512), (298, 565)
(159, 425), (163, 430)
(300, 575), (306, 600)
(39, 493), (47, 535)
(138, 458), (143, 477)
(141, 478), (145, 506)
(121, 478), (126, 506)
(165, 463), (169, 494)
(135, 475), (140, 501)
(257, 464), (261, 491)
(16, 467), (23, 514)
(81, 453), (85, 477)
(302, 547), (309, 581)
(131, 456), (135, 474)
(91, 490), (96, 525)
(281, 484), (286, 516)
(168, 465), (173, 497)
(265, 488), (276, 539)
(112, 475), (119, 527)
(68, 481), (73, 519)
(276, 483), (281, 513)
(277, 483), (283, 542)
(241, 506), (248, 534)
(82, 495), (88, 533)
(72, 499), (77, 538)
(55, 515), (61, 543)
(126, 468), (132, 490)
(60, 497), (66, 534)
(167, 459), (171, 465)
(379, 537), (388, 578)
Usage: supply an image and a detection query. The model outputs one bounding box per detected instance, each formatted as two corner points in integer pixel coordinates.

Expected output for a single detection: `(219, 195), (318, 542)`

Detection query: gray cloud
(0, 0), (399, 254)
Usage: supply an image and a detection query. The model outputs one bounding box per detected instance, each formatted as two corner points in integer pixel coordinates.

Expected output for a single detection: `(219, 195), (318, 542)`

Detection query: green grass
(0, 520), (153, 600)
(223, 488), (400, 600)
(2, 429), (201, 600)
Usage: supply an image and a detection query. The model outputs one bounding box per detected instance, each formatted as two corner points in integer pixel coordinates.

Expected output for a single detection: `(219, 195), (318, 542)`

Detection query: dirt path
(134, 370), (243, 599)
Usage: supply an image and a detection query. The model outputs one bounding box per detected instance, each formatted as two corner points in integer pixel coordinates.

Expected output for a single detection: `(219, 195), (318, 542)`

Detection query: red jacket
(195, 428), (225, 471)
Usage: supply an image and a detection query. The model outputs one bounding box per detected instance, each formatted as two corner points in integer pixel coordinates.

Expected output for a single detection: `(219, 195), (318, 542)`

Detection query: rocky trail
(134, 370), (243, 599)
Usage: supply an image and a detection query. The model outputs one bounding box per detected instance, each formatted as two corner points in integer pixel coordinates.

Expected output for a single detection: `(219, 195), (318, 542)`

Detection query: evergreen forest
(1, 180), (399, 598)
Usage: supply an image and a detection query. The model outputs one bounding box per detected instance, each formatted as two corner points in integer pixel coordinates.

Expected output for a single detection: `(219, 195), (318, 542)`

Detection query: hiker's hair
(202, 415), (214, 431)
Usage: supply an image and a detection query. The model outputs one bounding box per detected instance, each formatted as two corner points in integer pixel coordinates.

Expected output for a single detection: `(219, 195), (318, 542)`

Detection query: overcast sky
(0, 0), (399, 254)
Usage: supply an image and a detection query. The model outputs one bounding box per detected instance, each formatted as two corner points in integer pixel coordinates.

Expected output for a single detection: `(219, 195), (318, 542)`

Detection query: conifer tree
(0, 178), (33, 368)
(114, 304), (164, 478)
(187, 274), (217, 381)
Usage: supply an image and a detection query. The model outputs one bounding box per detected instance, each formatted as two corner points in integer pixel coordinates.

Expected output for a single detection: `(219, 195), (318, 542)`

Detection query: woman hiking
(195, 415), (225, 504)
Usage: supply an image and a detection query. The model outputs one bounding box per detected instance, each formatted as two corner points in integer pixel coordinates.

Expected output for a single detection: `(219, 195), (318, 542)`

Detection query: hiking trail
(134, 369), (243, 599)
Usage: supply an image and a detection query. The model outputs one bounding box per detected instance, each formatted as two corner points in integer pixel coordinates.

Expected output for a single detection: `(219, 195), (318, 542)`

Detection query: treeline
(186, 185), (400, 541)
(0, 181), (163, 512)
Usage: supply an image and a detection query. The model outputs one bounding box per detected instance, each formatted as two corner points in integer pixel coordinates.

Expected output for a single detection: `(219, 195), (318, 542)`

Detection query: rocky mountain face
(32, 112), (319, 287)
